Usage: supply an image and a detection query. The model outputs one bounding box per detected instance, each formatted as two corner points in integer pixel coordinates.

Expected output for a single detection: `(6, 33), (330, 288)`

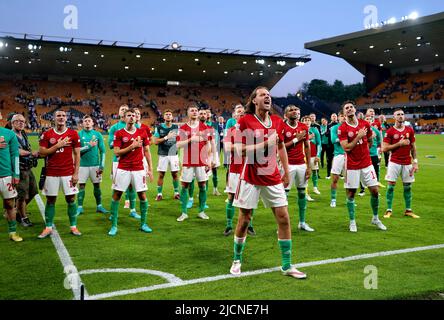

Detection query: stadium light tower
(171, 42), (180, 50)
(409, 12), (419, 20)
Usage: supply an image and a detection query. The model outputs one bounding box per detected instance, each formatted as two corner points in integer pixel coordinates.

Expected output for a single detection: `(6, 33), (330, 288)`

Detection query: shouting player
(338, 101), (386, 232)
(38, 110), (81, 238)
(382, 109), (419, 218)
(230, 87), (306, 279)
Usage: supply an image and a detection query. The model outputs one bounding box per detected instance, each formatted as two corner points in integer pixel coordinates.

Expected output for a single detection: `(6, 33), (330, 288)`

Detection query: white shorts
(42, 176), (79, 196)
(79, 166), (102, 184)
(385, 162), (415, 183)
(331, 154), (345, 175)
(157, 155), (180, 172)
(0, 176), (18, 199)
(225, 172), (240, 194)
(233, 180), (288, 209)
(310, 157), (319, 170)
(111, 161), (118, 179)
(112, 169), (147, 193)
(287, 164), (308, 190)
(181, 166), (208, 183)
(344, 165), (378, 189)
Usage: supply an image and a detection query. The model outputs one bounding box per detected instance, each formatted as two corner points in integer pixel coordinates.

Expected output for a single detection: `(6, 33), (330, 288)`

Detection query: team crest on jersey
(406, 133), (410, 138)
(286, 132), (292, 138)
(394, 134), (399, 140)
(348, 131), (354, 138)
(50, 138), (56, 144)
(123, 137), (129, 143)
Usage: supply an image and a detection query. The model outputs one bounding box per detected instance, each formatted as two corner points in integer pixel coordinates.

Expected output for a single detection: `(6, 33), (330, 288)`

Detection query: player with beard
(230, 87), (306, 279)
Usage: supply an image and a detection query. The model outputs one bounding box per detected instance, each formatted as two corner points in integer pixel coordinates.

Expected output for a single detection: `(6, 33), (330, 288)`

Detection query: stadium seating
(357, 70), (444, 105)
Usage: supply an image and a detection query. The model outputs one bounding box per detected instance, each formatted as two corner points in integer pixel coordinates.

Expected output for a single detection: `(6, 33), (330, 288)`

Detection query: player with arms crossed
(153, 109), (180, 201)
(282, 105), (314, 232)
(230, 87), (306, 279)
(176, 105), (214, 222)
(109, 108), (153, 236)
(339, 101), (386, 233)
(77, 115), (108, 215)
(38, 110), (82, 238)
(382, 109), (419, 218)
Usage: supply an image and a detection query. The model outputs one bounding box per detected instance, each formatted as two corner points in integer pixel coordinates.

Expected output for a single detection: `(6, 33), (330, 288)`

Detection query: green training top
(320, 124), (329, 145)
(79, 129), (106, 168)
(154, 123), (178, 156)
(108, 120), (126, 162)
(330, 123), (345, 156)
(0, 127), (19, 178)
(309, 126), (322, 158)
(369, 126), (381, 157)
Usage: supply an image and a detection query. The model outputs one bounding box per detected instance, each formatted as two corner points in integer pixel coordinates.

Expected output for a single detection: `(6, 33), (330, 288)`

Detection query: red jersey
(371, 118), (382, 131)
(235, 113), (284, 186)
(114, 127), (149, 171)
(224, 126), (243, 174)
(283, 121), (309, 165)
(39, 128), (80, 177)
(383, 126), (415, 165)
(338, 119), (373, 170)
(177, 122), (212, 167)
(139, 123), (152, 143)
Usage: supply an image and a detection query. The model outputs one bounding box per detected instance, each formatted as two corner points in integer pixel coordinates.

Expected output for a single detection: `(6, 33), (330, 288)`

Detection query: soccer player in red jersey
(108, 108), (153, 236)
(382, 109), (419, 218)
(366, 108), (382, 131)
(38, 110), (81, 238)
(176, 105), (213, 222)
(282, 105), (314, 232)
(230, 87), (306, 279)
(339, 101), (387, 233)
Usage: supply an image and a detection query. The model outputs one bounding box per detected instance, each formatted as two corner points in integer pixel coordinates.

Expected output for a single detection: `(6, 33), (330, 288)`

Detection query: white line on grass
(85, 243), (444, 300)
(35, 194), (88, 300)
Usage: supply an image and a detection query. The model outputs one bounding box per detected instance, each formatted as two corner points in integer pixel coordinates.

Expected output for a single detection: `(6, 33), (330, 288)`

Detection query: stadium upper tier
(356, 70), (444, 107)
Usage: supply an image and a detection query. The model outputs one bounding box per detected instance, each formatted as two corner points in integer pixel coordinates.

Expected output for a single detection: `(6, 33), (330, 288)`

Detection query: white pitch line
(86, 243), (444, 300)
(35, 194), (88, 300)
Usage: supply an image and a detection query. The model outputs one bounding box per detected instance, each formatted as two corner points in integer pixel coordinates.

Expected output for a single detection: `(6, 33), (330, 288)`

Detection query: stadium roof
(305, 11), (444, 74)
(0, 32), (310, 89)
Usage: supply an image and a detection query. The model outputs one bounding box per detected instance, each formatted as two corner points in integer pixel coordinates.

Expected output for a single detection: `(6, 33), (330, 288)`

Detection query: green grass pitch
(0, 134), (443, 300)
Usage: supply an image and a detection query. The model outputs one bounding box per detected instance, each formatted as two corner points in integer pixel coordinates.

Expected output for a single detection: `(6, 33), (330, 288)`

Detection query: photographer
(11, 114), (39, 227)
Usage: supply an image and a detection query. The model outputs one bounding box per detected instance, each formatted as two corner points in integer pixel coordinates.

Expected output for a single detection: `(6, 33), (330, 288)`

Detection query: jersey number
(56, 148), (65, 153)
(6, 183), (14, 192)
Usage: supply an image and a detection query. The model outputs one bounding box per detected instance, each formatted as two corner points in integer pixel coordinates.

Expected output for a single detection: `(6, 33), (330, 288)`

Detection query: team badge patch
(50, 138), (57, 144)
(123, 137), (129, 143)
(348, 131), (354, 138)
(394, 134), (399, 140)
(286, 132), (292, 138)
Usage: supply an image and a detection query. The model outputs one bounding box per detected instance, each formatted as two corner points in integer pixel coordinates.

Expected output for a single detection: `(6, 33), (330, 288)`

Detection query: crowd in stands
(0, 79), (247, 131)
(360, 70), (444, 105)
